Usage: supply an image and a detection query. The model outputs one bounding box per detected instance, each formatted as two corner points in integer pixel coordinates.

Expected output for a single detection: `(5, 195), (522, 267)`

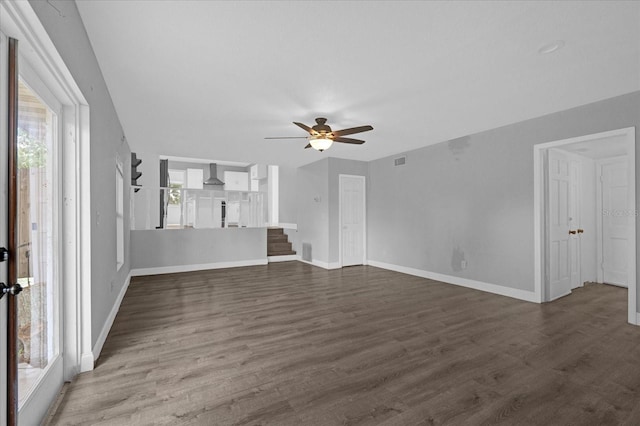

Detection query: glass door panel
(16, 79), (59, 406)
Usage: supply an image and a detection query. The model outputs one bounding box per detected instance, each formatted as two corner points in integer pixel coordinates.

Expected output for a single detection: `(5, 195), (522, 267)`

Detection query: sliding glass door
(15, 74), (63, 422)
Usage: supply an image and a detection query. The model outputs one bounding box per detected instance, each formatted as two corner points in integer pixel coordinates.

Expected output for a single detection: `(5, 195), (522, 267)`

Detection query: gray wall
(131, 228), (266, 270)
(30, 1), (132, 346)
(368, 91), (640, 306)
(328, 158), (369, 264)
(297, 159), (329, 263)
(295, 157), (369, 265)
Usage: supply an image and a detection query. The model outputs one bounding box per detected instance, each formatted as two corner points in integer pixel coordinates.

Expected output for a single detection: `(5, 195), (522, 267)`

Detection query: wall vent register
(394, 156), (406, 166)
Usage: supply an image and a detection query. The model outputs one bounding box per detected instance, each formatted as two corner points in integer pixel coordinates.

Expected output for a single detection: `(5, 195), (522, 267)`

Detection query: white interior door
(340, 175), (366, 267)
(569, 158), (582, 289)
(600, 159), (628, 287)
(548, 149), (572, 300)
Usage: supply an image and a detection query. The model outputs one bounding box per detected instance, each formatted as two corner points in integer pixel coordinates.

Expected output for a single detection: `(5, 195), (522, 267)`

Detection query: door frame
(1, 1), (93, 423)
(533, 127), (636, 324)
(338, 174), (367, 267)
(1, 25), (10, 425)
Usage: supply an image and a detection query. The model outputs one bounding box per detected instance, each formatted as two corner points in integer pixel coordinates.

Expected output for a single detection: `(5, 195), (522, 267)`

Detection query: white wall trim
(131, 259), (267, 277)
(627, 132), (637, 326)
(90, 273), (131, 365)
(278, 222), (297, 230)
(268, 165), (279, 226)
(636, 312), (640, 326)
(296, 257), (341, 270)
(368, 260), (539, 303)
(268, 254), (298, 262)
(79, 352), (94, 373)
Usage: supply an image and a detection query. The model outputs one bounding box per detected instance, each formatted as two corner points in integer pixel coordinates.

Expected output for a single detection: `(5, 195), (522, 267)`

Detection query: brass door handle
(577, 229), (584, 234)
(569, 230), (577, 235)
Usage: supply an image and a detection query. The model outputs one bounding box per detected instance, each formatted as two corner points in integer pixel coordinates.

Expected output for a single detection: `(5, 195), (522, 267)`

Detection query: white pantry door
(568, 159), (582, 289)
(340, 175), (366, 267)
(600, 159), (628, 287)
(548, 149), (572, 300)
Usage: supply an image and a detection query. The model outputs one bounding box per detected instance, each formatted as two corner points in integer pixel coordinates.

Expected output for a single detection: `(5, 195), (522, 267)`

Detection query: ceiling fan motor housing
(312, 117), (332, 135)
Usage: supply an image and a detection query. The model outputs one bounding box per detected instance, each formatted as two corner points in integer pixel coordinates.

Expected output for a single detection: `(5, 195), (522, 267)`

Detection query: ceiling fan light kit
(309, 135), (333, 152)
(266, 117), (373, 152)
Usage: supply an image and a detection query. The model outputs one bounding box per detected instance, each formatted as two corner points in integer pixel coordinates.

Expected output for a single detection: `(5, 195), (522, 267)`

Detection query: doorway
(534, 127), (637, 324)
(339, 174), (366, 267)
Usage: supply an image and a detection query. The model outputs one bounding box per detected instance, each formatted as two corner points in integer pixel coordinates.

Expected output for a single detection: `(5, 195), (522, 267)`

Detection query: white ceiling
(76, 1), (640, 168)
(561, 134), (629, 159)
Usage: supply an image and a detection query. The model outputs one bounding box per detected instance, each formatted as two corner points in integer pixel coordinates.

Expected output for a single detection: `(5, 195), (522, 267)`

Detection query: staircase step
(268, 242), (292, 252)
(267, 235), (289, 243)
(266, 227), (295, 257)
(268, 250), (297, 257)
(267, 227), (284, 236)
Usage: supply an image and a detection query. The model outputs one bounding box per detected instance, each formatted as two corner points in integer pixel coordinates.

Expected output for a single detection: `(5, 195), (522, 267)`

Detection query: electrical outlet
(461, 260), (467, 269)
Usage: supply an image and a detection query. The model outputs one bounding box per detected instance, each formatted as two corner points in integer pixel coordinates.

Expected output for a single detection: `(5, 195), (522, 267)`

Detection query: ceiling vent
(394, 156), (406, 166)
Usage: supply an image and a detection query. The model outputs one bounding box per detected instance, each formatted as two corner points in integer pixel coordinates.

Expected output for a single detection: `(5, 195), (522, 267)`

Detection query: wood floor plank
(45, 262), (640, 425)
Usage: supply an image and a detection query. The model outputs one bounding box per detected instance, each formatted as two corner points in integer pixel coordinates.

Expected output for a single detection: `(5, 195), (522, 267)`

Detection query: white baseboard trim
(635, 312), (640, 326)
(279, 222), (297, 230)
(91, 272), (131, 364)
(367, 260), (538, 303)
(268, 254), (298, 262)
(549, 290), (572, 302)
(131, 259), (268, 277)
(296, 256), (341, 270)
(80, 352), (94, 373)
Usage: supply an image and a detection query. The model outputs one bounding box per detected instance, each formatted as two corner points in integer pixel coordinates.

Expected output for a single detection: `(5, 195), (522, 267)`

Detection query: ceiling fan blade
(333, 137), (365, 144)
(332, 125), (373, 137)
(304, 143), (312, 149)
(293, 122), (314, 134)
(264, 136), (309, 139)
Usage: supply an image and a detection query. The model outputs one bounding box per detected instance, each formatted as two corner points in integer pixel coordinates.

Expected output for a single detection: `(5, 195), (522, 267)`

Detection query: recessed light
(538, 40), (565, 55)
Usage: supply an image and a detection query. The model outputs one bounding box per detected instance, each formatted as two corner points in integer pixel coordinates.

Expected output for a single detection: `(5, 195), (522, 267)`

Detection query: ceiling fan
(265, 118), (373, 152)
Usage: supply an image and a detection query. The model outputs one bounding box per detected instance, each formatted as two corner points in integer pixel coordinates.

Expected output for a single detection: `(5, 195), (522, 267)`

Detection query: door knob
(577, 229), (584, 234)
(569, 230), (577, 235)
(0, 282), (23, 300)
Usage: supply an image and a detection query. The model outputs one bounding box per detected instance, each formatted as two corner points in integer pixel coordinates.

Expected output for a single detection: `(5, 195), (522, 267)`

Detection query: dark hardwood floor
(46, 262), (640, 425)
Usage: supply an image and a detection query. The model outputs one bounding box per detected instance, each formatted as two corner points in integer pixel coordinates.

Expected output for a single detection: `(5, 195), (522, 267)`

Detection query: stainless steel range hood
(203, 163), (224, 185)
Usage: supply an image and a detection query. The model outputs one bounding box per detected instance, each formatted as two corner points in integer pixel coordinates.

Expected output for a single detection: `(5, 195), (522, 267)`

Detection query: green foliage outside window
(169, 183), (182, 205)
(18, 128), (48, 169)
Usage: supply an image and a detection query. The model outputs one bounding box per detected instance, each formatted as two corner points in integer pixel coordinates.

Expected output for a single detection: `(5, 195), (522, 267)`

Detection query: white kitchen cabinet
(223, 171), (249, 191)
(250, 164), (267, 180)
